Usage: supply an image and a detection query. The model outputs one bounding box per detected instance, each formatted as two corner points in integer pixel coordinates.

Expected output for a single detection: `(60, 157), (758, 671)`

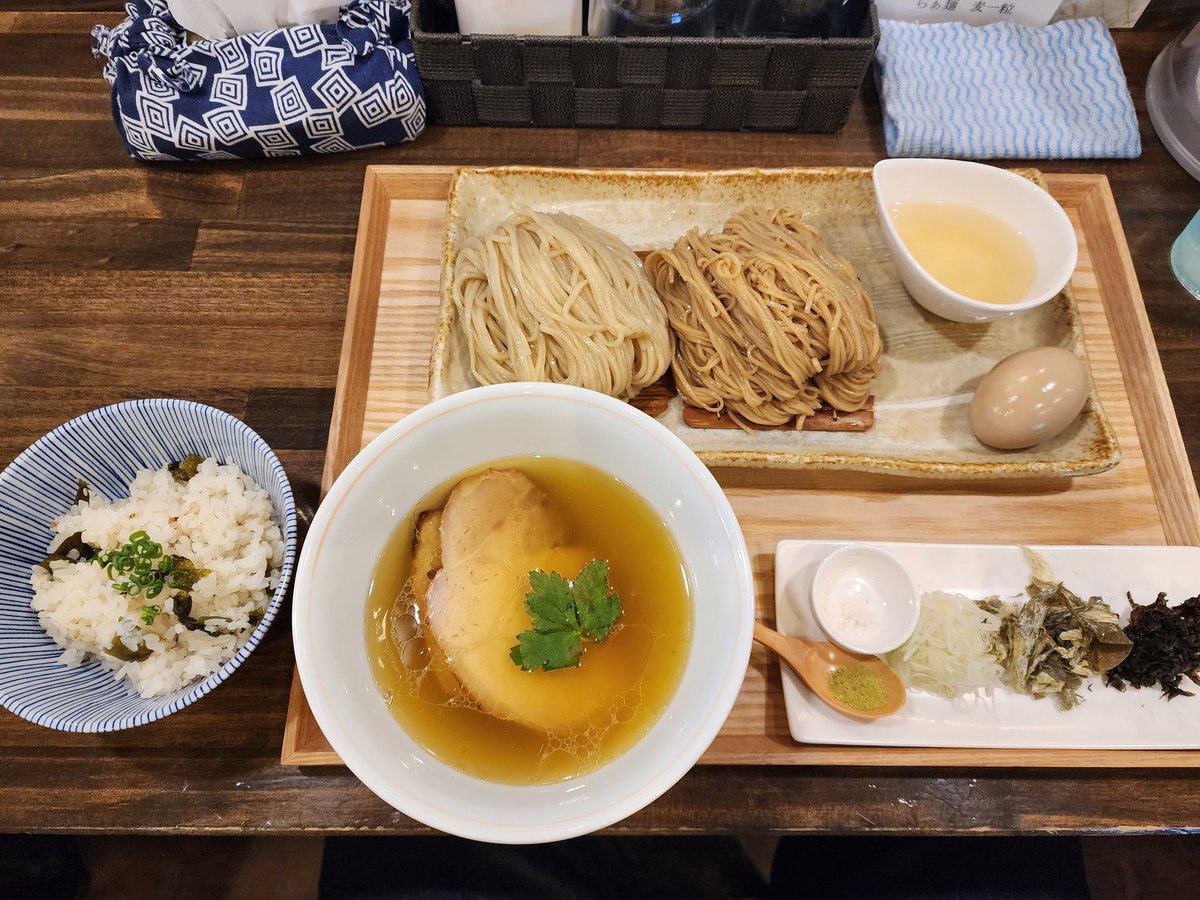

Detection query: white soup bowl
(292, 383), (754, 844)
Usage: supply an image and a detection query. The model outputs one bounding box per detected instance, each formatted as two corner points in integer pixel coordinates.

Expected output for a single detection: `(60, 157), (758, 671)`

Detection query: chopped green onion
(93, 532), (199, 600)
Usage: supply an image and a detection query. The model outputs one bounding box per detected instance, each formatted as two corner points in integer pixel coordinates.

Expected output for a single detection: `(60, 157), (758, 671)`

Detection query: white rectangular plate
(775, 541), (1200, 749)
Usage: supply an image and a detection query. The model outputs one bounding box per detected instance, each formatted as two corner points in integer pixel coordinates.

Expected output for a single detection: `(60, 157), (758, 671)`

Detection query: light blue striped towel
(875, 17), (1140, 160)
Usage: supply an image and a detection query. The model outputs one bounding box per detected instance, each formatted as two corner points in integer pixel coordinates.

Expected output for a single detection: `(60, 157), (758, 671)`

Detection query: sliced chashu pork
(409, 509), (443, 605)
(426, 468), (642, 732)
(391, 508), (459, 695)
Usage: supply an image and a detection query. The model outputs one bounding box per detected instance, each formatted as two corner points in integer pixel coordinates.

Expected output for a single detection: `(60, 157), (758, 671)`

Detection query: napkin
(875, 17), (1141, 160)
(166, 0), (341, 38)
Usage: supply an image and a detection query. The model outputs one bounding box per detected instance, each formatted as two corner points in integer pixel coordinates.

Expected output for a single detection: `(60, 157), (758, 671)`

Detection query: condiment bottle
(589, 0), (718, 37)
(454, 0), (583, 36)
(729, 0), (867, 38)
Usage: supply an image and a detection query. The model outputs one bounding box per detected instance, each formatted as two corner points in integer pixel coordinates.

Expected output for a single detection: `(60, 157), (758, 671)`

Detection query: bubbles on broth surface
(389, 581), (663, 772)
(387, 587), (478, 709)
(366, 456), (692, 785)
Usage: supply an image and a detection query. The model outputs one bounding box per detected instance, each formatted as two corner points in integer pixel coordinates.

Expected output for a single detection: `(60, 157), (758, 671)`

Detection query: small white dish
(873, 159), (1078, 323)
(810, 544), (919, 655)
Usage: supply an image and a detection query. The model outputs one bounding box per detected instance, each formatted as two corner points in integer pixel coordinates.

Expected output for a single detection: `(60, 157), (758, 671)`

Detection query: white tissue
(167, 0), (343, 38)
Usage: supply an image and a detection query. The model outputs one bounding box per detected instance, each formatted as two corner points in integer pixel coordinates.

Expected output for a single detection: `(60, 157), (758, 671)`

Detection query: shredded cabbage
(886, 590), (1003, 704)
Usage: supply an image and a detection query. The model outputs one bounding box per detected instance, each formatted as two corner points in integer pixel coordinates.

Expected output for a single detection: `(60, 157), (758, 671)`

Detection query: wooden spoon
(754, 621), (906, 719)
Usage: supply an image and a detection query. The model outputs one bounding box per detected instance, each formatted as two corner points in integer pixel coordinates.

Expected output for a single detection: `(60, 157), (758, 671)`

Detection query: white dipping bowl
(811, 545), (919, 656)
(873, 159), (1078, 323)
(292, 383), (754, 844)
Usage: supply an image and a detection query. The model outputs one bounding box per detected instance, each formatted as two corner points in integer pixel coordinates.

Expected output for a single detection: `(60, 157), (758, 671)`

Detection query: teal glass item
(1171, 210), (1200, 301)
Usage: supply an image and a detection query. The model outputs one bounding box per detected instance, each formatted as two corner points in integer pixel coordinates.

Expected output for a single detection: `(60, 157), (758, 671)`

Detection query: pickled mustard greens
(510, 560), (623, 673)
(38, 531), (96, 573)
(1107, 593), (1200, 699)
(980, 579), (1132, 711)
(828, 664), (888, 712)
(168, 454), (205, 483)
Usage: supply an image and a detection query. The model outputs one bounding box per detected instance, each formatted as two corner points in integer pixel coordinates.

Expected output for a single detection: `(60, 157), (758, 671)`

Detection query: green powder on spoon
(828, 663), (888, 712)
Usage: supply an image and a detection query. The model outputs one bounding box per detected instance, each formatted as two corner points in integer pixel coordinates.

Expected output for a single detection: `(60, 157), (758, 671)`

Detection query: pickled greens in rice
(980, 579), (1132, 711)
(886, 591), (1003, 703)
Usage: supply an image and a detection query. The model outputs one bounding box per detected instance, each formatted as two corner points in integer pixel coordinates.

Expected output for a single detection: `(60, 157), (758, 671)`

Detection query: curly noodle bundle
(645, 207), (883, 428)
(451, 209), (673, 401)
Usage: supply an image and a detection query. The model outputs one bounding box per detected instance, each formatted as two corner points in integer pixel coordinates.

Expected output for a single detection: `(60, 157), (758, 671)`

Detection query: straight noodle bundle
(646, 207), (883, 428)
(451, 209), (672, 401)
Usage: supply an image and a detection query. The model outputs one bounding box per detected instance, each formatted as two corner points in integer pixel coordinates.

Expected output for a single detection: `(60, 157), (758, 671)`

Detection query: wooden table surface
(4, 7), (1200, 836)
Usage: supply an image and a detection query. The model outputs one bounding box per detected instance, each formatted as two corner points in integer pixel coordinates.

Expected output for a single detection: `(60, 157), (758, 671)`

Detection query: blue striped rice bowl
(0, 400), (297, 731)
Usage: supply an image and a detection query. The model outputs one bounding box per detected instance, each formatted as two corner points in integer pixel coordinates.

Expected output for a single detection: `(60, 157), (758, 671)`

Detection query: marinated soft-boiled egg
(969, 347), (1089, 450)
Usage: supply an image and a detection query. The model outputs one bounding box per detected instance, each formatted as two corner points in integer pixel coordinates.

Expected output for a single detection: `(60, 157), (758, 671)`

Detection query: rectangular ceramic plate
(428, 166), (1120, 478)
(776, 541), (1200, 749)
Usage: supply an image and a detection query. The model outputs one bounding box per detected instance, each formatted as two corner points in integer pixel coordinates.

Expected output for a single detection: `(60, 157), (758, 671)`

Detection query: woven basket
(411, 1), (879, 133)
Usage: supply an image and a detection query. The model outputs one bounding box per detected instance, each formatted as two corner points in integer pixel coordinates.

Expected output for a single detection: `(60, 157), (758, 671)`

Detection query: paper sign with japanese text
(875, 0), (1061, 27)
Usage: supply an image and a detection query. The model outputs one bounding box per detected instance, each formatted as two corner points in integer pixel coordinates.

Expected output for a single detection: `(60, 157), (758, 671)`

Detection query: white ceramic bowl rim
(0, 399), (298, 731)
(873, 158), (1079, 315)
(811, 543), (920, 656)
(293, 383), (755, 843)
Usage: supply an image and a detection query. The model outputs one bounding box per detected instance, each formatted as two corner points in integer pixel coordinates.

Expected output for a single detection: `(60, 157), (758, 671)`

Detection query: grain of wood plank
(245, 388), (336, 451)
(317, 168), (393, 494)
(0, 76), (111, 119)
(575, 92), (886, 169)
(0, 34), (106, 79)
(0, 120), (130, 167)
(0, 168), (242, 219)
(0, 218), (197, 269)
(192, 222), (357, 273)
(0, 272), (348, 389)
(1, 10), (125, 30)
(235, 130), (579, 224)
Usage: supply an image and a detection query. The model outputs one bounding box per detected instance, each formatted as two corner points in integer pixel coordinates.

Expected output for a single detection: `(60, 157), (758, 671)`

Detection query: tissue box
(410, 0), (879, 133)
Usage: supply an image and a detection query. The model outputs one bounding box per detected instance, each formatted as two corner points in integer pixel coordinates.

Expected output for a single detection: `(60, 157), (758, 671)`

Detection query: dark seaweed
(105, 637), (151, 663)
(171, 593), (205, 631)
(171, 594), (238, 635)
(73, 479), (90, 504)
(1107, 593), (1200, 699)
(38, 532), (97, 573)
(167, 454), (204, 483)
(165, 556), (209, 592)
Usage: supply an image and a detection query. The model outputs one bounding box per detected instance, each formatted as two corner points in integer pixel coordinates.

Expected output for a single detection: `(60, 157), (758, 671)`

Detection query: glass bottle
(588, 0), (719, 37)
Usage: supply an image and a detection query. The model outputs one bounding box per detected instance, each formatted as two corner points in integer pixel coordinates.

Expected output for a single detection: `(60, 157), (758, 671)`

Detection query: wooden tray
(281, 165), (1200, 768)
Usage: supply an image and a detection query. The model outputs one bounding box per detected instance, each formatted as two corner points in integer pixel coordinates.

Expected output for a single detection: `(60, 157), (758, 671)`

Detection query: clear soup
(891, 202), (1037, 305)
(366, 456), (692, 785)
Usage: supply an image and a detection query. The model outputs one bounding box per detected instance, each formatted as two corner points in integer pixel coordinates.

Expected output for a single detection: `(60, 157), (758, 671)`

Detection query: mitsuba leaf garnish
(573, 560), (622, 642)
(510, 560), (623, 673)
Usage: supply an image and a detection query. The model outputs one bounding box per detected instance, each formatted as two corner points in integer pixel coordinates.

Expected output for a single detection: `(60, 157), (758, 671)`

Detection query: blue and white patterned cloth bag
(92, 0), (425, 162)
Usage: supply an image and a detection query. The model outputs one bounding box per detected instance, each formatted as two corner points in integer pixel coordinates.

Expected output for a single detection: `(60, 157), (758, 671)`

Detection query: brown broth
(365, 456), (692, 784)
